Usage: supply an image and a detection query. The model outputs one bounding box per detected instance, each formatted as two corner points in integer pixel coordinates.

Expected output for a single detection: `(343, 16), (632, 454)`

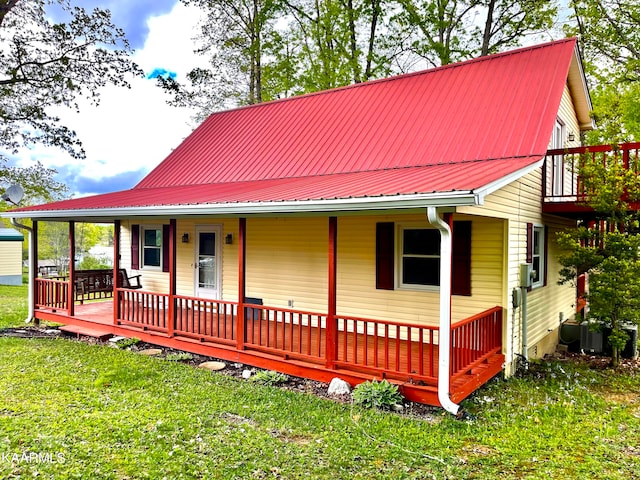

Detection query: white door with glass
(195, 226), (221, 299)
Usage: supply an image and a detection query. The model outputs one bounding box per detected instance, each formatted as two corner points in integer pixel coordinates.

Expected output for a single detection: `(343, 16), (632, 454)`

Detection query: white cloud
(12, 2), (207, 196)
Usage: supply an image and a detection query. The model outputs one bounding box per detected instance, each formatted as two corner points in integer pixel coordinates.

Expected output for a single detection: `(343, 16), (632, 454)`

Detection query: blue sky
(8, 1), (204, 197)
(48, 0), (178, 50)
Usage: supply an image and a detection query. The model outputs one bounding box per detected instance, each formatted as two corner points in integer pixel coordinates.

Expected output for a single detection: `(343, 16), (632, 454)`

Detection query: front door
(194, 225), (221, 299)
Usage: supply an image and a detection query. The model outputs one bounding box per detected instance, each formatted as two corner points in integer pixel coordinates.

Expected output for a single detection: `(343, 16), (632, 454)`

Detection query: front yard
(0, 285), (639, 479)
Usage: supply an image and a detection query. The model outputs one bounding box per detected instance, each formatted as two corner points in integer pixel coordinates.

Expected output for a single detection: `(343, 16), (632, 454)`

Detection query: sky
(7, 0), (206, 197)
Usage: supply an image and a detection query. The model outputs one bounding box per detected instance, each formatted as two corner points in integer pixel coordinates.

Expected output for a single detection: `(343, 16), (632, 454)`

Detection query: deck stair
(59, 324), (114, 341)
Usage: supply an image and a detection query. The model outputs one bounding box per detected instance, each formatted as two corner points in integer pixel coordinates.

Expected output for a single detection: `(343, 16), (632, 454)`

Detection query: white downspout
(426, 207), (460, 416)
(10, 218), (34, 323)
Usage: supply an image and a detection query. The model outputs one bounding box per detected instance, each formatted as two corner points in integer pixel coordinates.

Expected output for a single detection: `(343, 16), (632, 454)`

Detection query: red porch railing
(116, 289), (169, 332)
(35, 278), (69, 311)
(451, 306), (502, 380)
(544, 142), (640, 204)
(173, 295), (237, 345)
(334, 315), (439, 385)
(244, 305), (327, 362)
(37, 283), (503, 394)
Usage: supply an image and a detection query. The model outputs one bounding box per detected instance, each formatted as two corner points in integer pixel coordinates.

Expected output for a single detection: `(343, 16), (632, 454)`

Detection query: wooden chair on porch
(118, 269), (143, 290)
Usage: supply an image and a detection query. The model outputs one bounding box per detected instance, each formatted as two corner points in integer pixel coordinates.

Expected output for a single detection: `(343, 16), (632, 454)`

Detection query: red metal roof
(12, 38), (579, 215)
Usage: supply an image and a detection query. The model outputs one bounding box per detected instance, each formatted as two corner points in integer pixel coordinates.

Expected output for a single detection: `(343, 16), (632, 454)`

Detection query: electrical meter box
(520, 263), (533, 288)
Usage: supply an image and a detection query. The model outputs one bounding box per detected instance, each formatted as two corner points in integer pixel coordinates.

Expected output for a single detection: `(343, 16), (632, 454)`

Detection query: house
(3, 38), (596, 413)
(0, 228), (24, 285)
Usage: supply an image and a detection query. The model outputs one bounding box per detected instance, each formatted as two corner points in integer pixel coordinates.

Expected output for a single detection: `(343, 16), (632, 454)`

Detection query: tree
(0, 0), (141, 198)
(568, 1), (640, 143)
(158, 0), (283, 121)
(478, 0), (557, 56)
(557, 150), (640, 367)
(284, 0), (388, 90)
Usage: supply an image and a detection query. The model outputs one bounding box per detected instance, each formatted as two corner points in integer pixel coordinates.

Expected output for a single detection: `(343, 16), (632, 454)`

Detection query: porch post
(31, 221), (39, 326)
(68, 221), (75, 317)
(236, 217), (246, 350)
(113, 220), (121, 325)
(167, 219), (176, 337)
(325, 216), (337, 369)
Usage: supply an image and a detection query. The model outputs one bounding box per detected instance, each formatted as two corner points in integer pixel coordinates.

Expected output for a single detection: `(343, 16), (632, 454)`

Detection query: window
(376, 221), (472, 294)
(551, 119), (565, 196)
(531, 225), (545, 288)
(399, 227), (441, 289)
(142, 226), (162, 268)
(131, 224), (169, 271)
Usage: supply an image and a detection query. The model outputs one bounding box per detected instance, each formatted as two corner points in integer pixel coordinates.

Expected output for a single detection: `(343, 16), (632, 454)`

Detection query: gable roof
(7, 38), (588, 220)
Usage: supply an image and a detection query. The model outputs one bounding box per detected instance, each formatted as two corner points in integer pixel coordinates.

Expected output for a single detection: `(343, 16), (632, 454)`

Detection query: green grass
(1, 289), (639, 478)
(0, 284), (29, 328)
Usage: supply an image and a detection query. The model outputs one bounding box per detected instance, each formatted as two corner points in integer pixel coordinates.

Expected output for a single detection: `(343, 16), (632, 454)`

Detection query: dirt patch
(543, 350), (640, 371)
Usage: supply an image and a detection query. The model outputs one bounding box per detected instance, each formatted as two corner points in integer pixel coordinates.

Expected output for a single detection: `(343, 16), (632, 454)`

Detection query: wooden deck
(35, 296), (505, 407)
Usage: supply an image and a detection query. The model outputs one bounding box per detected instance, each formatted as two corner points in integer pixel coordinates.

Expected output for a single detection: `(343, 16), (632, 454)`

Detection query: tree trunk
(481, 0), (496, 56)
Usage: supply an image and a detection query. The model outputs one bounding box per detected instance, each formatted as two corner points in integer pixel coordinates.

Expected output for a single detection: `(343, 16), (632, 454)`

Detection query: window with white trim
(141, 226), (162, 269)
(531, 225), (545, 288)
(399, 227), (440, 289)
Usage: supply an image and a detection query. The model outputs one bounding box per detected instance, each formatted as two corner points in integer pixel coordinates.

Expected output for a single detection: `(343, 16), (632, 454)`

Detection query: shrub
(165, 352), (193, 362)
(115, 337), (140, 349)
(352, 379), (403, 410)
(249, 370), (288, 385)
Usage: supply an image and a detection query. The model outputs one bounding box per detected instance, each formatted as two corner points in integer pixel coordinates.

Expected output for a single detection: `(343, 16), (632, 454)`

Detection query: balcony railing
(543, 142), (640, 206)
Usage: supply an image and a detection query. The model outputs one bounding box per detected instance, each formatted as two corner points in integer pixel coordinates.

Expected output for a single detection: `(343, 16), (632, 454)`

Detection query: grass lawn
(0, 286), (639, 478)
(0, 284), (28, 328)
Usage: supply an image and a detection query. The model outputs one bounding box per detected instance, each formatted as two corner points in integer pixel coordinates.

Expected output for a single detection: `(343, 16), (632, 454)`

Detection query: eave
(3, 191), (481, 222)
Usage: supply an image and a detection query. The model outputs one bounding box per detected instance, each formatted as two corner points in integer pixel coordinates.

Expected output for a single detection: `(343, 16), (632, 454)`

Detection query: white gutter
(426, 206), (460, 416)
(2, 191), (480, 220)
(9, 218), (34, 324)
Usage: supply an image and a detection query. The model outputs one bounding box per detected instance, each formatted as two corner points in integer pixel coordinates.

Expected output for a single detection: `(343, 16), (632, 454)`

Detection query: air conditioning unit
(580, 321), (603, 353)
(581, 321), (638, 359)
(603, 324), (638, 359)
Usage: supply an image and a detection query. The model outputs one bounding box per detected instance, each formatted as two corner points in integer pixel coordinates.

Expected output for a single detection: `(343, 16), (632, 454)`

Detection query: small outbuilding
(0, 228), (24, 285)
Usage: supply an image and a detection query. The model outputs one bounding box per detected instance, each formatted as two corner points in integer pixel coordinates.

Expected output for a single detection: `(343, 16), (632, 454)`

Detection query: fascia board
(3, 191), (480, 221)
(473, 158), (545, 204)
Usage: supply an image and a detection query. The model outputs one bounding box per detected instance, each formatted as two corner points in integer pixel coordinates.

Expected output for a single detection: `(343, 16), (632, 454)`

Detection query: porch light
(182, 233), (190, 243)
(225, 233), (233, 244)
(568, 132), (575, 142)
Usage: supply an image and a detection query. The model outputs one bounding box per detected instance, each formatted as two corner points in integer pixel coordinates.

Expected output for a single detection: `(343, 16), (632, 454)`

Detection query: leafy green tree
(557, 150), (640, 367)
(477, 0), (557, 56)
(158, 0), (283, 121)
(0, 0), (141, 198)
(568, 0), (640, 143)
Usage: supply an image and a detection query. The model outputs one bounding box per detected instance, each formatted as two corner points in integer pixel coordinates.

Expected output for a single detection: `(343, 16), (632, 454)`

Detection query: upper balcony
(542, 142), (640, 219)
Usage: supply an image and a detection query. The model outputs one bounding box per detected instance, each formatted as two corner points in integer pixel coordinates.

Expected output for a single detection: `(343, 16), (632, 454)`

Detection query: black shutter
(452, 221), (472, 296)
(526, 223), (533, 264)
(162, 224), (170, 272)
(376, 222), (394, 290)
(543, 226), (548, 287)
(131, 224), (139, 270)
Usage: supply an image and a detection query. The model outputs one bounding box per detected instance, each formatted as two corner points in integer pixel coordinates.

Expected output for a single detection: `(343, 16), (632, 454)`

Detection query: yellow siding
(216, 214), (506, 324)
(120, 219), (238, 299)
(121, 214), (505, 327)
(460, 169), (576, 371)
(0, 241), (22, 275)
